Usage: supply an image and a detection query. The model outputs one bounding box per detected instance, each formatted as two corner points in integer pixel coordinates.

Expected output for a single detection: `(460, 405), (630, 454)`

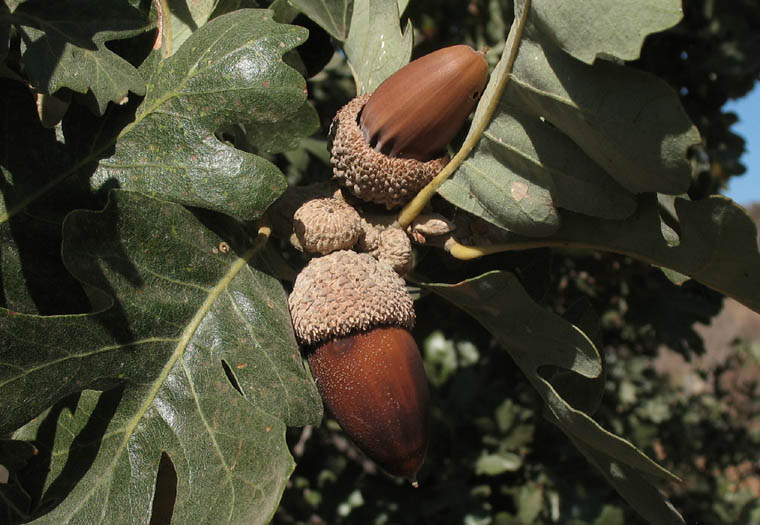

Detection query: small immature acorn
(288, 250), (429, 481)
(359, 222), (413, 275)
(292, 197), (362, 254)
(408, 213), (457, 244)
(329, 45), (489, 209)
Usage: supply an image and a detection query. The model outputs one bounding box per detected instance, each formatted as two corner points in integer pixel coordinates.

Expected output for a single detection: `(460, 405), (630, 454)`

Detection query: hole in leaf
(149, 452), (176, 525)
(471, 90), (479, 99)
(221, 359), (244, 395)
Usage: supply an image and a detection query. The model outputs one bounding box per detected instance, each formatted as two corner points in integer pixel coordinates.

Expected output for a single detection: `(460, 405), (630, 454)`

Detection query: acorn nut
(360, 45), (489, 161)
(329, 45), (489, 209)
(288, 250), (429, 482)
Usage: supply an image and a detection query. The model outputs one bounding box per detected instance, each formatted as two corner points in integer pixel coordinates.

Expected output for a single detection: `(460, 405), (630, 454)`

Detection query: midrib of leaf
(62, 244), (261, 517)
(507, 75), (575, 112)
(321, 0), (340, 38)
(444, 203), (756, 312)
(480, 127), (559, 177)
(0, 23), (271, 225)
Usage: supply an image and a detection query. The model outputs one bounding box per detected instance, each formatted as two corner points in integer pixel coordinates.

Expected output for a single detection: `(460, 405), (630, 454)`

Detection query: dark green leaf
(0, 440), (37, 523)
(2, 189), (320, 431)
(11, 0), (150, 114)
(89, 9), (316, 220)
(15, 386), (300, 524)
(1, 190), (322, 521)
(242, 100), (320, 154)
(0, 79), (93, 316)
(211, 0), (262, 19)
(0, 440), (37, 472)
(0, 2), (10, 62)
(0, 474), (31, 524)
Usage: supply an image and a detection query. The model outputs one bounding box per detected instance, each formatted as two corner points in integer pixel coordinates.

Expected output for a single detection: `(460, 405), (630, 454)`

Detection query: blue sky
(723, 85), (760, 206)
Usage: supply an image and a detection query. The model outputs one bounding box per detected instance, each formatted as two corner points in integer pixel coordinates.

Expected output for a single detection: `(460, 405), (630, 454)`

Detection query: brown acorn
(360, 44), (489, 161)
(288, 250), (429, 482)
(329, 45), (489, 209)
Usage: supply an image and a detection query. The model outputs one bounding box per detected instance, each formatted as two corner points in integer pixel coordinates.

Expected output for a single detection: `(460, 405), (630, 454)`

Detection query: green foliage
(289, 0), (352, 40)
(440, 5), (699, 235)
(93, 10), (314, 219)
(7, 0), (149, 113)
(343, 0), (413, 94)
(429, 272), (681, 524)
(4, 188), (322, 523)
(1, 0), (759, 523)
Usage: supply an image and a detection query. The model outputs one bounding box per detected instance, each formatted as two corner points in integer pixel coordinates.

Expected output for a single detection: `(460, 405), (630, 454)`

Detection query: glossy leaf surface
(3, 190), (322, 523)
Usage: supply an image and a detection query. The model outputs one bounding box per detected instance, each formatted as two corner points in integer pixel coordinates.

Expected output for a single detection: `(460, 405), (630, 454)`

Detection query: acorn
(329, 45), (489, 209)
(359, 221), (414, 275)
(292, 196), (362, 254)
(288, 250), (429, 482)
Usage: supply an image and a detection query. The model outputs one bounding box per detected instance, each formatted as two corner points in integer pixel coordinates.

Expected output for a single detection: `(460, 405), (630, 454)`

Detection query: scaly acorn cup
(329, 45), (489, 209)
(288, 250), (430, 482)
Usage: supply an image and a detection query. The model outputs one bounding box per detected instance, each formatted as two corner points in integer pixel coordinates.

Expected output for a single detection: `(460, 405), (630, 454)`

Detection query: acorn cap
(288, 250), (415, 346)
(293, 197), (362, 254)
(328, 95), (449, 209)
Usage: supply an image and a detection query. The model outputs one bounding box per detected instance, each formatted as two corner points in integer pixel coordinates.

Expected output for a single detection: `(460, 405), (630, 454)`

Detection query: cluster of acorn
(287, 45), (489, 483)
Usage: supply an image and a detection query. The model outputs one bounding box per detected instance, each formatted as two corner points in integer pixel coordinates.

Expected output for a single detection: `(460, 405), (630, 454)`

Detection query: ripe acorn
(360, 44), (489, 161)
(288, 250), (429, 482)
(329, 45), (489, 209)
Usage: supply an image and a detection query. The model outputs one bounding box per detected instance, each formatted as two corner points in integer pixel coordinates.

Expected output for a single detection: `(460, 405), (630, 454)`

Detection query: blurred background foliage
(270, 0), (760, 522)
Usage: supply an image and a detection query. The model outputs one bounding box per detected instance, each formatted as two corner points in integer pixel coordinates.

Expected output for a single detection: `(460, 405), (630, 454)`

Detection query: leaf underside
(429, 272), (686, 525)
(440, 0), (699, 237)
(342, 0), (413, 94)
